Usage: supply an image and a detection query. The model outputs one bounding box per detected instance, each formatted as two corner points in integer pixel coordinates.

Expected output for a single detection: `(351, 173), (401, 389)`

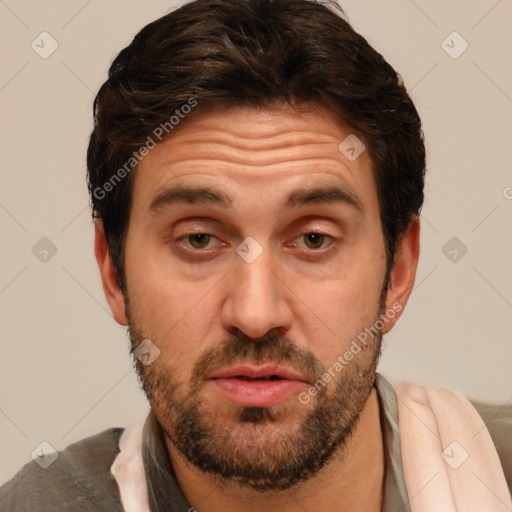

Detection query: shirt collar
(141, 411), (191, 512)
(375, 373), (412, 512)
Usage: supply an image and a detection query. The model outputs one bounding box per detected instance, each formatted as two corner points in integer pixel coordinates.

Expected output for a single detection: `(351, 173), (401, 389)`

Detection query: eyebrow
(149, 183), (364, 213)
(149, 186), (232, 211)
(287, 184), (364, 213)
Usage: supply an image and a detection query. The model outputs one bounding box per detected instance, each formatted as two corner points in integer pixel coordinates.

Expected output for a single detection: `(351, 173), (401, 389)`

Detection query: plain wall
(1, 0), (511, 484)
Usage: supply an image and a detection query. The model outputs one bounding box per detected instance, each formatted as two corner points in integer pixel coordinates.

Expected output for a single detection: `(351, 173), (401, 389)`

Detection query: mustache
(190, 330), (326, 390)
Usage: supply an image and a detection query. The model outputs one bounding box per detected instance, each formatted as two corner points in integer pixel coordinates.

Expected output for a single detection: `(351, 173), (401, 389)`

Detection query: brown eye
(188, 233), (212, 249)
(303, 233), (327, 249)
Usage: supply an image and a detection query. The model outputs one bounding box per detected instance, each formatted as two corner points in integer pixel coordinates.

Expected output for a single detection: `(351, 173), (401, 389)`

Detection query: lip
(207, 363), (308, 407)
(208, 363), (308, 382)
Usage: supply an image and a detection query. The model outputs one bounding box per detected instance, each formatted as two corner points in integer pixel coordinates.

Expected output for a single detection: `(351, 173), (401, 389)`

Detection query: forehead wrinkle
(150, 154), (369, 200)
(163, 123), (343, 150)
(152, 157), (352, 173)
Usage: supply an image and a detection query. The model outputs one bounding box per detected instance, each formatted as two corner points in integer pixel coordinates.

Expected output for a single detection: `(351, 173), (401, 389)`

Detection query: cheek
(124, 237), (219, 359)
(305, 283), (379, 358)
(299, 255), (385, 363)
(319, 251), (385, 316)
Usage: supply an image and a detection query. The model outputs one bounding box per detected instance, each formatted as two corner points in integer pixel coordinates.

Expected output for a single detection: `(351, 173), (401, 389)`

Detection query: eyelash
(175, 231), (336, 253)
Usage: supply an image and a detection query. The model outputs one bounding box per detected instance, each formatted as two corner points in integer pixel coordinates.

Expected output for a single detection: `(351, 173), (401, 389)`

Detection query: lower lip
(209, 378), (306, 407)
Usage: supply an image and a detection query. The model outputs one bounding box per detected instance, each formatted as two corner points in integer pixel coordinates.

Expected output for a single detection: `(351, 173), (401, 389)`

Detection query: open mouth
(208, 363), (307, 383)
(207, 364), (307, 407)
(230, 375), (285, 381)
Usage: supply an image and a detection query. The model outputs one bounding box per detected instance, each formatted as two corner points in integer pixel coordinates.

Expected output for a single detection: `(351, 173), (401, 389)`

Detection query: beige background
(1, 0), (511, 484)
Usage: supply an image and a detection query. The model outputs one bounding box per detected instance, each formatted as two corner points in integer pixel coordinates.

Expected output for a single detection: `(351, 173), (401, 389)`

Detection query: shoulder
(470, 398), (512, 494)
(0, 427), (125, 512)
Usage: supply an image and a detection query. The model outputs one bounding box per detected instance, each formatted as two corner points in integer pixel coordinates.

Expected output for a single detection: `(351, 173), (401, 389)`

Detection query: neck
(165, 388), (384, 512)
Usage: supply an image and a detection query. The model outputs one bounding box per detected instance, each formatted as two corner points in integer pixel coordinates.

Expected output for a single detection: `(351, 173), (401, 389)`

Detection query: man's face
(119, 105), (393, 490)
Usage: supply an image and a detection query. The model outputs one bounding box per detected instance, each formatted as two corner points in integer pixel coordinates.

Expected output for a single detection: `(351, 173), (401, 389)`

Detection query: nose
(221, 247), (293, 340)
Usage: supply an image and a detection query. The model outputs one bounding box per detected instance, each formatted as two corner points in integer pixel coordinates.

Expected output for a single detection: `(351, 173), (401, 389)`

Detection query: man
(1, 0), (511, 510)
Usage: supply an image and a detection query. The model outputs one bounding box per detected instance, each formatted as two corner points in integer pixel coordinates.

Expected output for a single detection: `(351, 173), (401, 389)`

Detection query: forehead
(130, 104), (378, 216)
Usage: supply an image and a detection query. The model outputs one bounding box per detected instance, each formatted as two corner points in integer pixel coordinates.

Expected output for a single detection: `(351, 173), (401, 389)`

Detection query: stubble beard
(126, 303), (384, 492)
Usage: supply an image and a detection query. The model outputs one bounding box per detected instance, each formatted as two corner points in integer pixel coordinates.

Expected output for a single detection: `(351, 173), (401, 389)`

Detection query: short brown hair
(87, 0), (425, 290)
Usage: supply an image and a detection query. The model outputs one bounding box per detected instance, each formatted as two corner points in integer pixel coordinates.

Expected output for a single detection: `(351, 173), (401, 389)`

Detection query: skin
(95, 104), (420, 512)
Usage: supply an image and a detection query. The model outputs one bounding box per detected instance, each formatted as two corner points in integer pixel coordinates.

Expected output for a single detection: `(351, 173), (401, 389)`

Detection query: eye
(296, 232), (334, 250)
(175, 231), (335, 253)
(185, 233), (218, 250)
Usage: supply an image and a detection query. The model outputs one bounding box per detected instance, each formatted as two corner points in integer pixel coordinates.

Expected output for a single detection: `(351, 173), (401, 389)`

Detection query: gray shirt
(1, 373), (510, 511)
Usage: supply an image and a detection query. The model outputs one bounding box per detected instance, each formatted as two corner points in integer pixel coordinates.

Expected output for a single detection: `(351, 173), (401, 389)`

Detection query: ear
(94, 219), (128, 326)
(381, 215), (420, 334)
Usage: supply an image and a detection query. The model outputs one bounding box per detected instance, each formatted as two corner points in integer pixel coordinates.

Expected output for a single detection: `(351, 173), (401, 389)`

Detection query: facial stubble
(126, 297), (386, 492)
